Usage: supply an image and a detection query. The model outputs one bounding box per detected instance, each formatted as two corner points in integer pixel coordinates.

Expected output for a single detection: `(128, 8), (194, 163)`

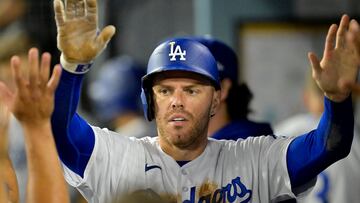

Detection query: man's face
(152, 71), (220, 149)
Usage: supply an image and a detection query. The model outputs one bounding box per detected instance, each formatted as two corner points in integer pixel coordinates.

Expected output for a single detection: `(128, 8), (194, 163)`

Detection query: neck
(159, 132), (208, 161)
(208, 103), (230, 137)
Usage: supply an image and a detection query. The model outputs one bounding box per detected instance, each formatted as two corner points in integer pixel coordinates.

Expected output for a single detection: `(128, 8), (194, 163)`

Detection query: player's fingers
(349, 19), (360, 56)
(96, 25), (116, 49)
(324, 24), (337, 57)
(308, 52), (322, 80)
(65, 0), (76, 20)
(86, 0), (98, 24)
(28, 48), (39, 88)
(10, 56), (26, 91)
(40, 53), (51, 87)
(349, 19), (360, 34)
(47, 65), (62, 94)
(54, 0), (66, 27)
(336, 14), (350, 49)
(75, 0), (85, 17)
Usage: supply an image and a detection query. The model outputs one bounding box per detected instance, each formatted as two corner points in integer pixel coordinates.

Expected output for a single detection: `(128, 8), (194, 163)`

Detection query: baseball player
(52, 0), (360, 202)
(193, 37), (273, 140)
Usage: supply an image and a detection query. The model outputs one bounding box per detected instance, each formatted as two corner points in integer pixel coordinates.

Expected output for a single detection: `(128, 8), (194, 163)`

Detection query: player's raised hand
(54, 0), (116, 64)
(0, 48), (61, 127)
(308, 15), (360, 102)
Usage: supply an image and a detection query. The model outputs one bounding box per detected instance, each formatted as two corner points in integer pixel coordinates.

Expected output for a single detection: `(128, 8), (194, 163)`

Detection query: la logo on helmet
(169, 41), (186, 61)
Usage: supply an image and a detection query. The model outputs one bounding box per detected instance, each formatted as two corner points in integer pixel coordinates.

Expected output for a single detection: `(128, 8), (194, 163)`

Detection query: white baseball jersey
(63, 126), (313, 203)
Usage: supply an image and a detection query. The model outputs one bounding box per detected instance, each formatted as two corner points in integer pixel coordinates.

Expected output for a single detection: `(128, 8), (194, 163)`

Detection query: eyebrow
(153, 84), (203, 89)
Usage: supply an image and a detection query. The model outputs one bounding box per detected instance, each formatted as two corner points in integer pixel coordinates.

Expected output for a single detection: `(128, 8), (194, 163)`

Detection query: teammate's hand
(308, 15), (360, 102)
(0, 48), (61, 127)
(54, 0), (116, 64)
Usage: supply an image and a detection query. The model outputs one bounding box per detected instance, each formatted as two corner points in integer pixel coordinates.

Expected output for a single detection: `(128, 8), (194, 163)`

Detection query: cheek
(153, 97), (168, 117)
(189, 98), (212, 116)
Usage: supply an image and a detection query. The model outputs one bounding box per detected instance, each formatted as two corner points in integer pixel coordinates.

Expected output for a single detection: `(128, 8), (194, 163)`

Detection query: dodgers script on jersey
(63, 127), (313, 203)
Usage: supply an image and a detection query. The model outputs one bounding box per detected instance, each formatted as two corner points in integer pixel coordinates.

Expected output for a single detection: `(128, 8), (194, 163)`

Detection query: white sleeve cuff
(60, 54), (93, 74)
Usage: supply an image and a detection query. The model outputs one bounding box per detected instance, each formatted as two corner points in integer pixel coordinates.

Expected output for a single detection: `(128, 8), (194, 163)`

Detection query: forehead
(152, 71), (213, 87)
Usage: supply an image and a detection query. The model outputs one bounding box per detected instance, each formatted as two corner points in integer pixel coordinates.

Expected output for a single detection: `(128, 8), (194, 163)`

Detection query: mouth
(168, 114), (189, 125)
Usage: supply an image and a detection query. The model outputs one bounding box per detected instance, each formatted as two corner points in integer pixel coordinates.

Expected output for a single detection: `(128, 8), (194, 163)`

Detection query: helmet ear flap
(141, 88), (154, 121)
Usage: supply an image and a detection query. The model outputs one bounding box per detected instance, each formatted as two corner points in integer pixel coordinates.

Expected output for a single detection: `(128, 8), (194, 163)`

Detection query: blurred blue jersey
(211, 119), (273, 140)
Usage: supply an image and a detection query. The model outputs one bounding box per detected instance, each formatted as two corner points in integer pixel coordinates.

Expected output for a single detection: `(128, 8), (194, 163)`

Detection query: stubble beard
(156, 108), (211, 149)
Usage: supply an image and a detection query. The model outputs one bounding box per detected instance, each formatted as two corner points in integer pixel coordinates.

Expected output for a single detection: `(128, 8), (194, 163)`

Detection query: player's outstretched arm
(287, 15), (360, 191)
(0, 104), (19, 203)
(0, 48), (69, 203)
(51, 0), (115, 177)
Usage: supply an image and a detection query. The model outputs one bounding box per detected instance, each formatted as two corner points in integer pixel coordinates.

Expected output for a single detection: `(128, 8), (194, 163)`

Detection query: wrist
(60, 54), (93, 74)
(324, 92), (350, 103)
(22, 121), (55, 149)
(22, 121), (52, 133)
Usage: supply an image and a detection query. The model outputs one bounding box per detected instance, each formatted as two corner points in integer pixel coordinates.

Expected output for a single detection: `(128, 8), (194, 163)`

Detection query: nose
(171, 90), (184, 109)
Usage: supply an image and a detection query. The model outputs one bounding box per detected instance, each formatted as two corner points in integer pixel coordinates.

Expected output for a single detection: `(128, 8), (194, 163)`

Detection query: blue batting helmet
(141, 37), (220, 121)
(88, 56), (145, 122)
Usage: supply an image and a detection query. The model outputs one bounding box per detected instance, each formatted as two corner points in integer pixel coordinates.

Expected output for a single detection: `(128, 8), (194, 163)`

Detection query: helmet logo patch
(169, 41), (186, 61)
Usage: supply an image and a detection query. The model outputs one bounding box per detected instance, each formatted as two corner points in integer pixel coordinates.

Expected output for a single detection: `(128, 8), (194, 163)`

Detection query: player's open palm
(308, 15), (360, 102)
(0, 48), (61, 127)
(54, 0), (115, 63)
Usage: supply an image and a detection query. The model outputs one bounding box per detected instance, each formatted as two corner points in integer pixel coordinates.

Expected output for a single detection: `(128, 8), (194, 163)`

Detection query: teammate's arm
(51, 0), (115, 177)
(286, 15), (360, 191)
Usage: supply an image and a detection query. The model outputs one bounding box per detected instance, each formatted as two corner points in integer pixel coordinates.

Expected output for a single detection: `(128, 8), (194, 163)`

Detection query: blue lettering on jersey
(183, 176), (252, 203)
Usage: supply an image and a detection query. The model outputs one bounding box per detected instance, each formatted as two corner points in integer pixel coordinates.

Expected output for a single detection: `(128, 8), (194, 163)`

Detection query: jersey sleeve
(51, 69), (95, 177)
(63, 126), (146, 203)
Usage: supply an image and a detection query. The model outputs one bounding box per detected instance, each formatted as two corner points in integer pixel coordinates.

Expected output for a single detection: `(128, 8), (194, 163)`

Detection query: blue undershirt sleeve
(287, 96), (353, 190)
(51, 69), (95, 178)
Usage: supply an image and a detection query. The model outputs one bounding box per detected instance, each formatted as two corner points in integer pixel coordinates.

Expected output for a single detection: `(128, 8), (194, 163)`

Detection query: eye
(185, 88), (198, 95)
(158, 88), (170, 95)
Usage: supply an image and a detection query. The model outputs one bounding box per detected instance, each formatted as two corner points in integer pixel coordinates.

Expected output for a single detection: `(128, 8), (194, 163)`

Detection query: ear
(210, 89), (221, 117)
(220, 79), (232, 101)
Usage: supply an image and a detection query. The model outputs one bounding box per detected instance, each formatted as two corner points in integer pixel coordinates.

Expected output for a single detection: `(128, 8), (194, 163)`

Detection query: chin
(170, 132), (200, 149)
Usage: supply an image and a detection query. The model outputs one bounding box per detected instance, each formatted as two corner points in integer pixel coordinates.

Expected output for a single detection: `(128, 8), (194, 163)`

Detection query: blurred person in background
(275, 73), (323, 137)
(275, 71), (360, 202)
(0, 0), (30, 61)
(194, 37), (273, 140)
(88, 56), (156, 138)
